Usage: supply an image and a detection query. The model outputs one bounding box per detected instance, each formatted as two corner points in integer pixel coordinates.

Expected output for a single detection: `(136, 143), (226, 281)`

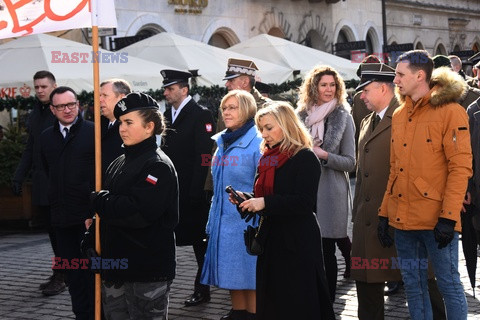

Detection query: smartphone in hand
(225, 185), (244, 204)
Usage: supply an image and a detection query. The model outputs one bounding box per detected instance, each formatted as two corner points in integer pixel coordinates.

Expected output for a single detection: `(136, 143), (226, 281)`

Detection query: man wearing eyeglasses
(40, 86), (95, 320)
(11, 71), (67, 296)
(161, 69), (215, 307)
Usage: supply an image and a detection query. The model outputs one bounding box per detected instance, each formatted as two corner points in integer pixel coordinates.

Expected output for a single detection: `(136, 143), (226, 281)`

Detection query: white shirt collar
(172, 95), (192, 123)
(59, 117), (78, 135)
(377, 107), (388, 120)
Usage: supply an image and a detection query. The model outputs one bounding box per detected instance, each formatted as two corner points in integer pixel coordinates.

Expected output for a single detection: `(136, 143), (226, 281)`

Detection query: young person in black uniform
(40, 86), (95, 319)
(161, 69), (215, 306)
(99, 78), (131, 173)
(231, 102), (335, 320)
(90, 92), (179, 319)
(12, 71), (65, 296)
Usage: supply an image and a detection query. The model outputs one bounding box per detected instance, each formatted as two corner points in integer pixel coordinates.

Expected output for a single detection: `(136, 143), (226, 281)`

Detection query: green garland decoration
(0, 79), (359, 112)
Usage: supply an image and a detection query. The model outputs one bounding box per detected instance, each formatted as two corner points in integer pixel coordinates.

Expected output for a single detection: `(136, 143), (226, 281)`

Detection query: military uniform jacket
(40, 114), (95, 227)
(94, 136), (179, 282)
(351, 98), (402, 283)
(163, 98), (215, 245)
(14, 100), (56, 205)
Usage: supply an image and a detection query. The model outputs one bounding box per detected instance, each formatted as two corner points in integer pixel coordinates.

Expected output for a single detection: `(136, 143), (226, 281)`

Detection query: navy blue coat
(40, 115), (95, 227)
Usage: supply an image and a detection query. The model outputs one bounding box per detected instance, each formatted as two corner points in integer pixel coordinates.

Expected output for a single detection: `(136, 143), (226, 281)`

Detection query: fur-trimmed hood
(396, 67), (468, 108)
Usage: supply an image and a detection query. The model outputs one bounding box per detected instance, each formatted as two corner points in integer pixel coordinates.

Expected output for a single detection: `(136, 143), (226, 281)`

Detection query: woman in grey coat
(297, 65), (356, 302)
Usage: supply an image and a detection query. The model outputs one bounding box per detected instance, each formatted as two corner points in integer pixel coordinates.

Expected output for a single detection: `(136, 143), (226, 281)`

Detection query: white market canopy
(228, 34), (359, 80)
(121, 32), (293, 86)
(0, 33), (172, 95)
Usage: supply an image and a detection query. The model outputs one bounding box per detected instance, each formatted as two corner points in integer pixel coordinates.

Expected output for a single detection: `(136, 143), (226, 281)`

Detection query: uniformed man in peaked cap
(160, 69), (215, 306)
(352, 62), (446, 320)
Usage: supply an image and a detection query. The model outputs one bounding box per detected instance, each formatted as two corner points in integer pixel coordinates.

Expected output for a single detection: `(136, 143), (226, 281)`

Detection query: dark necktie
(372, 115), (381, 131)
(63, 127), (69, 140)
(108, 122), (113, 130)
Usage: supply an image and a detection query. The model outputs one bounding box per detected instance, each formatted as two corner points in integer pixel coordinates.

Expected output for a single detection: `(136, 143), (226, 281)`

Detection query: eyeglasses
(221, 105), (239, 112)
(52, 101), (78, 111)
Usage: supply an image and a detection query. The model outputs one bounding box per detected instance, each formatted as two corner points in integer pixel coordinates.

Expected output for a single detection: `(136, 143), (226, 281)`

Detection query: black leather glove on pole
(377, 216), (394, 248)
(434, 218), (456, 249)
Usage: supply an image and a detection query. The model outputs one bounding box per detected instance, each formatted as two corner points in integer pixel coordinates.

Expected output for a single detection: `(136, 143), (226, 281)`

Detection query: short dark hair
(137, 109), (166, 136)
(100, 79), (132, 96)
(176, 81), (190, 93)
(33, 70), (56, 83)
(396, 50), (434, 82)
(50, 86), (77, 103)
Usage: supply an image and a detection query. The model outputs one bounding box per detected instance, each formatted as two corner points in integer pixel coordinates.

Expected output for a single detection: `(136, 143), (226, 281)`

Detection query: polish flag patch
(205, 123), (213, 133)
(145, 174), (158, 185)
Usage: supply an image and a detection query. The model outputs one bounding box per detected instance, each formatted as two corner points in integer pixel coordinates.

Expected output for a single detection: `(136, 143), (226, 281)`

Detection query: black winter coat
(162, 98), (215, 245)
(93, 136), (179, 282)
(14, 101), (56, 205)
(40, 115), (95, 227)
(255, 149), (335, 320)
(100, 116), (123, 176)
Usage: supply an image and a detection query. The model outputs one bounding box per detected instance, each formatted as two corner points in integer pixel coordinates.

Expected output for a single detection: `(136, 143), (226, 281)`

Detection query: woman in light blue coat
(201, 90), (262, 320)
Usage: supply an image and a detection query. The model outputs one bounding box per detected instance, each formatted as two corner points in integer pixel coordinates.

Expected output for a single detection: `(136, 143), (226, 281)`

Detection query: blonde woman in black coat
(231, 102), (335, 320)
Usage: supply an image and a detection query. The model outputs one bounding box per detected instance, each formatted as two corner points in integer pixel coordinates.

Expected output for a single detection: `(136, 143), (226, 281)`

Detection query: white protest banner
(0, 0), (116, 40)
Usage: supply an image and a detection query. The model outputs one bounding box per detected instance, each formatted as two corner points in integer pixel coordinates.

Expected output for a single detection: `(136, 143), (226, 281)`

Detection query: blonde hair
(255, 101), (313, 156)
(297, 65), (346, 114)
(220, 90), (257, 124)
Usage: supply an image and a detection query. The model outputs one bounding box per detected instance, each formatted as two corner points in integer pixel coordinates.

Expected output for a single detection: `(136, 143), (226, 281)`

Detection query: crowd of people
(10, 49), (480, 319)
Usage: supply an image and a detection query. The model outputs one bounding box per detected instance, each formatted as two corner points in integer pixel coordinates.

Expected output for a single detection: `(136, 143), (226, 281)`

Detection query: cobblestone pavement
(0, 227), (479, 319)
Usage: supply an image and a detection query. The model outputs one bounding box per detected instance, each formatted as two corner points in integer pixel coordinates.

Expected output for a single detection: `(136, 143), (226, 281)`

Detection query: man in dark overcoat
(99, 78), (131, 173)
(12, 71), (65, 296)
(352, 63), (445, 319)
(40, 86), (95, 319)
(161, 69), (215, 306)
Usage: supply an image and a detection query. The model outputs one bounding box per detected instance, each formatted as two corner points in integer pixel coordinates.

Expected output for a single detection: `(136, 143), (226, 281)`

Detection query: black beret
(114, 92), (159, 120)
(160, 69), (192, 88)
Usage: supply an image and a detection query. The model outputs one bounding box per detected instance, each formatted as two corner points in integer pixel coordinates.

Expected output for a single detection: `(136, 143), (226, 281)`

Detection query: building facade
(109, 0), (480, 63)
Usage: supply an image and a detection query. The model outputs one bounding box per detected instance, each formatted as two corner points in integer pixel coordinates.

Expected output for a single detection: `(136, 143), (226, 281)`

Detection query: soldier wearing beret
(90, 92), (179, 319)
(160, 69), (215, 306)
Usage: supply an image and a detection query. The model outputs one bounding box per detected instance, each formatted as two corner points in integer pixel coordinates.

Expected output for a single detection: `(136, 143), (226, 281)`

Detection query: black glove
(377, 216), (394, 248)
(434, 218), (456, 249)
(11, 180), (22, 196)
(89, 190), (109, 212)
(80, 216), (101, 274)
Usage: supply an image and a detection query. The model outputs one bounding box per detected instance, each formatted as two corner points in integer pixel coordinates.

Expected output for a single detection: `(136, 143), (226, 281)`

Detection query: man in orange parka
(377, 50), (472, 319)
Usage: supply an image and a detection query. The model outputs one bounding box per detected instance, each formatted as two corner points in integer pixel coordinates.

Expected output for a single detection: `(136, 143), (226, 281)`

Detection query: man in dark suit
(161, 69), (215, 306)
(99, 79), (131, 173)
(40, 86), (95, 319)
(12, 71), (65, 296)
